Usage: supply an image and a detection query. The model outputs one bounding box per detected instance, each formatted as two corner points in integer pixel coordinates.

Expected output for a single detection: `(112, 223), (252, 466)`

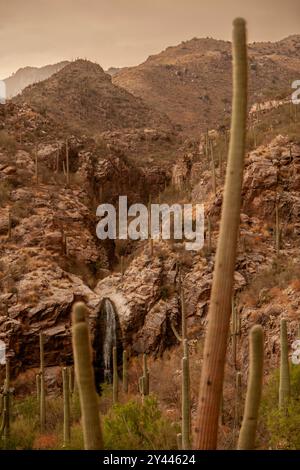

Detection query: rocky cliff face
(2, 119), (300, 377)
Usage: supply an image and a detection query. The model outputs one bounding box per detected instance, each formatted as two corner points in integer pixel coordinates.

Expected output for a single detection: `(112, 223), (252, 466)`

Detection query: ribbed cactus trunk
(195, 18), (248, 449)
(39, 333), (46, 433)
(36, 373), (41, 403)
(122, 350), (128, 393)
(66, 138), (70, 186)
(121, 256), (124, 278)
(237, 325), (264, 450)
(210, 140), (217, 195)
(3, 358), (10, 440)
(68, 366), (74, 397)
(180, 271), (187, 341)
(234, 371), (242, 431)
(275, 201), (280, 256)
(113, 346), (118, 404)
(182, 339), (191, 450)
(279, 319), (290, 410)
(231, 297), (241, 370)
(207, 216), (212, 254)
(143, 353), (150, 395)
(35, 144), (39, 184)
(62, 367), (71, 447)
(139, 353), (150, 398)
(72, 302), (103, 450)
(7, 209), (11, 240)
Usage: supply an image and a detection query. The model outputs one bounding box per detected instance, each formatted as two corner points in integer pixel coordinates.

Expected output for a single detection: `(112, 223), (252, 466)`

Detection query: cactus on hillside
(279, 319), (290, 410)
(122, 350), (128, 393)
(195, 18), (248, 449)
(68, 366), (74, 397)
(143, 353), (150, 396)
(237, 325), (264, 450)
(39, 333), (46, 432)
(231, 297), (241, 369)
(234, 371), (242, 430)
(219, 147), (223, 178)
(35, 144), (39, 184)
(66, 138), (70, 186)
(62, 367), (71, 446)
(113, 346), (118, 404)
(2, 359), (10, 440)
(210, 140), (217, 195)
(138, 353), (150, 398)
(72, 302), (103, 449)
(275, 201), (281, 256)
(7, 209), (11, 240)
(121, 255), (124, 277)
(182, 339), (191, 450)
(36, 372), (41, 403)
(207, 216), (212, 254)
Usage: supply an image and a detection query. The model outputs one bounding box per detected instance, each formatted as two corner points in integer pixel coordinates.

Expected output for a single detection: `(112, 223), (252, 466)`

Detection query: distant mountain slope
(13, 59), (173, 135)
(113, 35), (300, 135)
(4, 61), (70, 98)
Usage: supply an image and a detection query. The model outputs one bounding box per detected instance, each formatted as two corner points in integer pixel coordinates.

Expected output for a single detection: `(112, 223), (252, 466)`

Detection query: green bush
(260, 365), (300, 449)
(103, 395), (179, 450)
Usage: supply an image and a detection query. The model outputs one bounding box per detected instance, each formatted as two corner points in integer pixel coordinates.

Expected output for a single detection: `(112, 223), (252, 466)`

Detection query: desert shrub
(12, 200), (34, 220)
(0, 395), (38, 450)
(260, 365), (300, 449)
(103, 395), (179, 450)
(240, 257), (300, 307)
(0, 131), (17, 155)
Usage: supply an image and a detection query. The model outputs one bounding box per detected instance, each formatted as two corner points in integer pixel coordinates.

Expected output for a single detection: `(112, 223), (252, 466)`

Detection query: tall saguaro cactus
(275, 201), (281, 256)
(66, 138), (70, 186)
(231, 297), (241, 369)
(62, 367), (71, 447)
(279, 319), (290, 410)
(113, 346), (118, 404)
(2, 358), (10, 440)
(182, 339), (191, 450)
(72, 302), (103, 450)
(195, 18), (248, 449)
(122, 350), (128, 393)
(237, 325), (264, 450)
(39, 333), (46, 432)
(139, 353), (150, 398)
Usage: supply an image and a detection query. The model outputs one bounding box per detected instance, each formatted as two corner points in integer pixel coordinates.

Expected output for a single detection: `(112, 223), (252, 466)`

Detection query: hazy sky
(1, 0), (299, 78)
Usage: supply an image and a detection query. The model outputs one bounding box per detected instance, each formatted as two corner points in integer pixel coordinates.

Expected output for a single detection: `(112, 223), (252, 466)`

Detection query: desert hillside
(114, 35), (300, 134)
(4, 62), (70, 99)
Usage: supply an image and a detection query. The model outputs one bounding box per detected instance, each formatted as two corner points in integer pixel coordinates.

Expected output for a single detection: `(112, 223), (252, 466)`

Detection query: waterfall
(102, 298), (117, 382)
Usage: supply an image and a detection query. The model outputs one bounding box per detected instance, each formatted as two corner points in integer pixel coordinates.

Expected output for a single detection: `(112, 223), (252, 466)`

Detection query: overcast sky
(1, 0), (299, 79)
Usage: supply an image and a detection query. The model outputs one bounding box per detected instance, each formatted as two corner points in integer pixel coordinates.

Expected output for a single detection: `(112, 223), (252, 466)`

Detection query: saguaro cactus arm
(279, 319), (290, 409)
(72, 302), (103, 450)
(237, 325), (264, 450)
(195, 18), (248, 450)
